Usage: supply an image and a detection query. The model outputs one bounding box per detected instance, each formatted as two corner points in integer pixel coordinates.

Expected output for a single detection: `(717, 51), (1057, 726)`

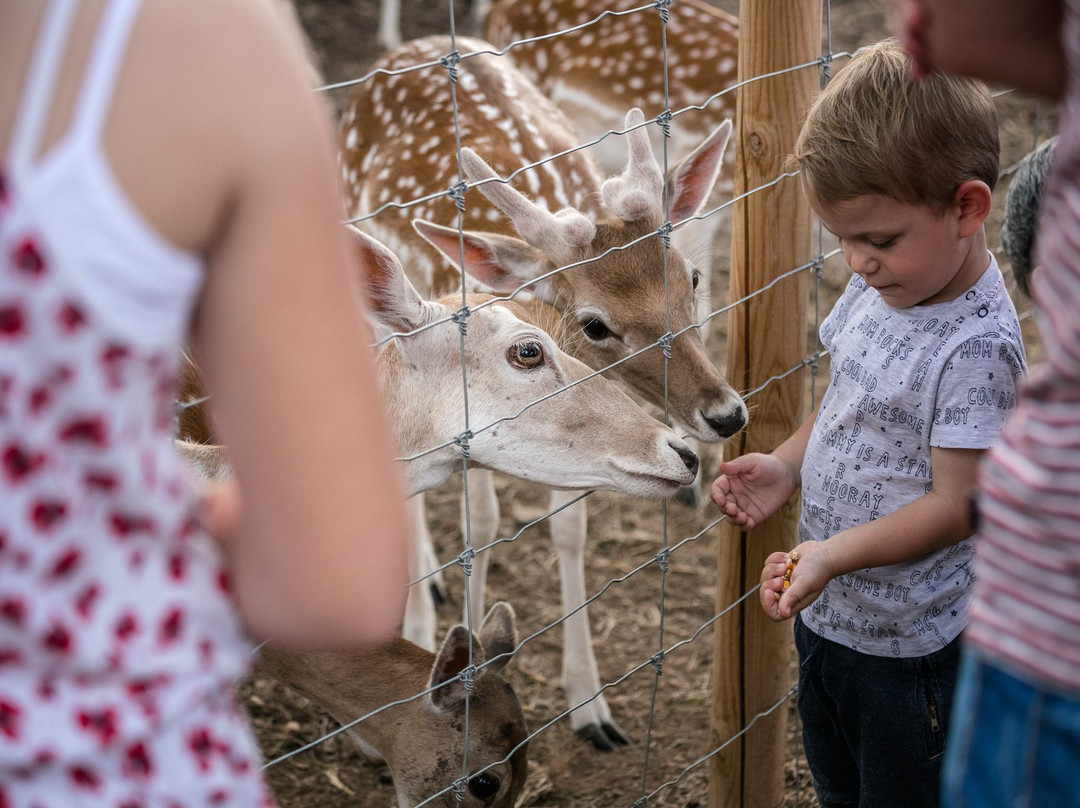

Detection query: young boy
(711, 40), (1026, 807)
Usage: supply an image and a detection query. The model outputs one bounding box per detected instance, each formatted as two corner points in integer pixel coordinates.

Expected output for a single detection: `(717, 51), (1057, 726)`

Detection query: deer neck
(255, 639), (431, 765)
(375, 342), (464, 498)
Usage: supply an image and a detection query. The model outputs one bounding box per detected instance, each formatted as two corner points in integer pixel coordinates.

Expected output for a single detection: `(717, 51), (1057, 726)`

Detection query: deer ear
(412, 219), (551, 298)
(667, 118), (731, 225)
(347, 225), (432, 334)
(478, 601), (517, 675)
(428, 624), (484, 712)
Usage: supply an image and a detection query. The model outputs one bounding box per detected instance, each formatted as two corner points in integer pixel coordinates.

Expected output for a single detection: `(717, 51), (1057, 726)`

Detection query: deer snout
(671, 441), (699, 478)
(703, 407), (747, 440)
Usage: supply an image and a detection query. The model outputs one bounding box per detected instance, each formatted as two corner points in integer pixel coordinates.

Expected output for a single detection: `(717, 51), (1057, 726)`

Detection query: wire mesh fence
(189, 1), (1057, 805)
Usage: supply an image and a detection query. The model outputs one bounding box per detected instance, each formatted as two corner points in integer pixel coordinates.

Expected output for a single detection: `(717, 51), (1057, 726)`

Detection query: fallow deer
(485, 0), (741, 503)
(179, 437), (528, 808)
(338, 36), (746, 749)
(256, 602), (526, 808)
(485, 0), (739, 183)
(176, 228), (701, 796)
(179, 228), (701, 647)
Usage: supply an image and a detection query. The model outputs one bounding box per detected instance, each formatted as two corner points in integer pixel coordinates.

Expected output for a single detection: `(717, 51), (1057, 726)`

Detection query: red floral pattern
(0, 154), (269, 805)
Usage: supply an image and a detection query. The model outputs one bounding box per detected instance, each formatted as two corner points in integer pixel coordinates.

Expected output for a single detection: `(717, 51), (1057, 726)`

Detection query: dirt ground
(241, 2), (1055, 806)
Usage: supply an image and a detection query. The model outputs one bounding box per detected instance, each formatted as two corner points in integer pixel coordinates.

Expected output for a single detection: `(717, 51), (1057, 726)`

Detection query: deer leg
(548, 489), (631, 751)
(466, 0), (491, 36)
(460, 468), (500, 631)
(401, 493), (438, 651)
(376, 0), (402, 51)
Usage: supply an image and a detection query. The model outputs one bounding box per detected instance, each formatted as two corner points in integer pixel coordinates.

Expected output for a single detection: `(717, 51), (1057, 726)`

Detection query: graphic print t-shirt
(799, 258), (1025, 657)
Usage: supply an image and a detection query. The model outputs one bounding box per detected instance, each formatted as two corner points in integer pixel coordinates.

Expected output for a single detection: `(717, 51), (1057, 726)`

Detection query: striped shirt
(967, 0), (1080, 696)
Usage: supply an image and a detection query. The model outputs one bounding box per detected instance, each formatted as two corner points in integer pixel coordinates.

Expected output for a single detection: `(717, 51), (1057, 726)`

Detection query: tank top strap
(68, 0), (143, 146)
(6, 0), (81, 172)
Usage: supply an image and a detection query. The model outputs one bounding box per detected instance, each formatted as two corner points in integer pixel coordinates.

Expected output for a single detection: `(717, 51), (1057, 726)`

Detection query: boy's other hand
(760, 540), (833, 620)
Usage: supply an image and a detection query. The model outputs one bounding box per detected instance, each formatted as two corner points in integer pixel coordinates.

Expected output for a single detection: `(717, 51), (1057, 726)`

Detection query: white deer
(177, 228), (701, 802)
(178, 444), (527, 808)
(339, 35), (746, 749)
(180, 228), (700, 646)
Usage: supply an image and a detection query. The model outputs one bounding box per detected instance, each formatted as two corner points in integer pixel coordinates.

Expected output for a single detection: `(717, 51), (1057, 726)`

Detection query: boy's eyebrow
(822, 222), (901, 241)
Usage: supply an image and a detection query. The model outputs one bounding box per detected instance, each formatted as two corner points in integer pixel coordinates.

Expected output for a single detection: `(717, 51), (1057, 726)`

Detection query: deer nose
(672, 443), (699, 477)
(704, 409), (747, 439)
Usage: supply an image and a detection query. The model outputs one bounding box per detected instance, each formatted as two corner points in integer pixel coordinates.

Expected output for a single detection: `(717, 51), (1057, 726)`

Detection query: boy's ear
(955, 179), (994, 237)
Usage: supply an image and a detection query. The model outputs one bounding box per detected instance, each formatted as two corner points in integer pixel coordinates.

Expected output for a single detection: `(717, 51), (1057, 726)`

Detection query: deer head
(353, 226), (701, 495)
(411, 105), (745, 442)
(256, 602), (527, 808)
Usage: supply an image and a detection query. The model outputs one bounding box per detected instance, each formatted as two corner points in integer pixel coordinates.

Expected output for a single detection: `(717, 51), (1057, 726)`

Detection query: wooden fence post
(709, 2), (822, 807)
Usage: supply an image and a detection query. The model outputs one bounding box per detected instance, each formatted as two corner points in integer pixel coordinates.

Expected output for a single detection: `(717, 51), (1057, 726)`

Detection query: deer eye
(579, 316), (612, 342)
(508, 340), (544, 369)
(468, 771), (501, 800)
(691, 268), (701, 290)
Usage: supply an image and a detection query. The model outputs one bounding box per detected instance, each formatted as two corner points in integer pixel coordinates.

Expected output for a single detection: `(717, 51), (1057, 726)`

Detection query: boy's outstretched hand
(711, 452), (800, 529)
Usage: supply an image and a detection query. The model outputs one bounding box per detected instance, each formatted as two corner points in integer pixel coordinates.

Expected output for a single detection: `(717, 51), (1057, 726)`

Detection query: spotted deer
(180, 228), (700, 646)
(485, 0), (739, 182)
(339, 35), (745, 749)
(485, 0), (741, 504)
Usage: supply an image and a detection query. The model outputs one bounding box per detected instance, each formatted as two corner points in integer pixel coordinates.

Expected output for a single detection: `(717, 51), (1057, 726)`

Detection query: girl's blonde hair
(795, 40), (999, 212)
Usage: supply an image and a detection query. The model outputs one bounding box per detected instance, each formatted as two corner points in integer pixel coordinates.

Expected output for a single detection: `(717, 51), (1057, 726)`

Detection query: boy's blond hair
(795, 39), (999, 212)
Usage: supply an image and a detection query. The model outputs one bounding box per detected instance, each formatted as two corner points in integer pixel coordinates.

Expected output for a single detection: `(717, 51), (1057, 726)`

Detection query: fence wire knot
(453, 429), (474, 459)
(819, 53), (833, 84)
(810, 355), (820, 379)
(451, 305), (470, 335)
(656, 221), (673, 250)
(655, 546), (671, 573)
(654, 109), (673, 140)
(650, 650), (666, 676)
(657, 331), (674, 360)
(451, 776), (468, 802)
(440, 49), (461, 82)
(458, 664), (478, 691)
(652, 0), (672, 24)
(447, 180), (467, 212)
(811, 255), (825, 280)
(456, 546), (477, 576)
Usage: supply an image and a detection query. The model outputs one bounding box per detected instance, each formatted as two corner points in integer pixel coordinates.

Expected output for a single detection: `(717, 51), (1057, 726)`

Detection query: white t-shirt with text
(799, 256), (1025, 657)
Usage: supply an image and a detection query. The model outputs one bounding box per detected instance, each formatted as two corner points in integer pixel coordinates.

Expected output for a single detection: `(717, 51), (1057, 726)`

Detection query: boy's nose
(845, 244), (877, 276)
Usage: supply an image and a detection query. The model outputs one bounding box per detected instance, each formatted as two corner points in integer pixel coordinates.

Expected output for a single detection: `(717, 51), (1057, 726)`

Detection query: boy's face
(808, 191), (985, 309)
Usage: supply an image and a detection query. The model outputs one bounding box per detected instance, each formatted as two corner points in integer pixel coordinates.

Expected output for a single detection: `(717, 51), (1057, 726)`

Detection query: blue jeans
(795, 618), (959, 807)
(942, 651), (1080, 808)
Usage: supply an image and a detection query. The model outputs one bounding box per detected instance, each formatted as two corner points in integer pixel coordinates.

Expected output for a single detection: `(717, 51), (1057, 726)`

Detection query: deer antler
(460, 147), (595, 267)
(600, 108), (665, 223)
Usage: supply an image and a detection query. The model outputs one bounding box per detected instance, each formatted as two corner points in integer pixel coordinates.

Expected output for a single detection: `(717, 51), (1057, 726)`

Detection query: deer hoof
(576, 721), (632, 751)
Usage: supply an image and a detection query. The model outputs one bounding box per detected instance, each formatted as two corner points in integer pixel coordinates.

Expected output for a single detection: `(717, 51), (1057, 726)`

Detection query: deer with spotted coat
(486, 0), (741, 504)
(178, 229), (702, 804)
(339, 35), (746, 749)
(484, 0), (739, 181)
